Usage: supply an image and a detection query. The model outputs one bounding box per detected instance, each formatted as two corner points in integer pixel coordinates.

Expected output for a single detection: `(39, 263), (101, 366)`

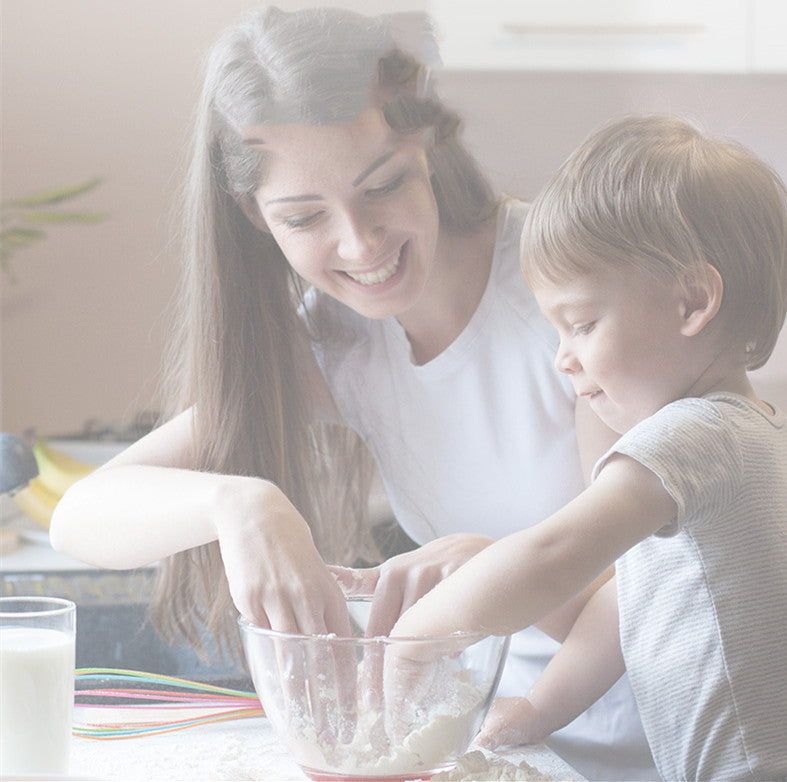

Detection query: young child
(391, 114), (787, 781)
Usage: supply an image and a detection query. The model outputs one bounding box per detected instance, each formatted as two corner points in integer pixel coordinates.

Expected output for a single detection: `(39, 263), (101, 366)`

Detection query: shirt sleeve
(591, 398), (743, 537)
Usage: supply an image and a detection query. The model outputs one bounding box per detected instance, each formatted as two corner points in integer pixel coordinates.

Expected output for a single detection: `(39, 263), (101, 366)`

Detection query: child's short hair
(521, 114), (787, 369)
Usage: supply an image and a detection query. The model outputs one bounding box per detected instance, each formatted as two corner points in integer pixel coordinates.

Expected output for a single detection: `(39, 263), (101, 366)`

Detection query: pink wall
(3, 2), (786, 435)
(441, 70), (787, 409)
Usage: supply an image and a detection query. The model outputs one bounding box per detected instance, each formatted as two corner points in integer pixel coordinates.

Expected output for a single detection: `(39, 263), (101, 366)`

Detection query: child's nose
(554, 343), (580, 375)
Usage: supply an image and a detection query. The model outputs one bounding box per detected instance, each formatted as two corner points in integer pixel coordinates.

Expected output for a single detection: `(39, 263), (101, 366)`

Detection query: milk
(0, 626), (75, 776)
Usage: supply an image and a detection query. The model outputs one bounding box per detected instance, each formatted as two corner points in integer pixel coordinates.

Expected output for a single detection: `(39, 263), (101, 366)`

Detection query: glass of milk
(0, 596), (76, 777)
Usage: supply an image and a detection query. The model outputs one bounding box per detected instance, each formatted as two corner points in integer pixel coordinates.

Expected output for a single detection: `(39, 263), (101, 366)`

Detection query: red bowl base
(301, 765), (444, 781)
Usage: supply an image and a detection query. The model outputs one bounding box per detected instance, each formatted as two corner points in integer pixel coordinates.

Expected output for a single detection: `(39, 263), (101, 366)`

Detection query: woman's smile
(343, 243), (405, 286)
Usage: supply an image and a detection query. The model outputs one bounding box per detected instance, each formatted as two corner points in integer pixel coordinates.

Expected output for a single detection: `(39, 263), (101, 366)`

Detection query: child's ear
(239, 195), (271, 234)
(679, 263), (724, 337)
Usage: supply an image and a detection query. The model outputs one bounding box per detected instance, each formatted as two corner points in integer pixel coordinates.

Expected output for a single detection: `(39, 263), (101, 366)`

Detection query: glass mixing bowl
(239, 598), (510, 781)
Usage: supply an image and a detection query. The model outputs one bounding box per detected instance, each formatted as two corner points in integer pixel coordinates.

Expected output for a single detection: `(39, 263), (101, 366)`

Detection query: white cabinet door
(427, 0), (786, 72)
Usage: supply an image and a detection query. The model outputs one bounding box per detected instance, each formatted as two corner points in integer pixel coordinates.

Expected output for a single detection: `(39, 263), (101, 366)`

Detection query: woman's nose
(336, 210), (383, 262)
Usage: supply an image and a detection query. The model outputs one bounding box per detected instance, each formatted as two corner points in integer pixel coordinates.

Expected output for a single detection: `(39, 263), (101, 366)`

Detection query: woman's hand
(216, 478), (358, 744)
(214, 477), (351, 637)
(331, 533), (494, 637)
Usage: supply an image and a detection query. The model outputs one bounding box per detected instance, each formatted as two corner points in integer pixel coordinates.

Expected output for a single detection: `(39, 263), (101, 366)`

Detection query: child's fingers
(473, 696), (546, 749)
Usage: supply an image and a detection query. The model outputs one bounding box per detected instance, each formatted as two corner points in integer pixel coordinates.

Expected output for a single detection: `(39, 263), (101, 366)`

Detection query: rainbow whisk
(73, 668), (263, 739)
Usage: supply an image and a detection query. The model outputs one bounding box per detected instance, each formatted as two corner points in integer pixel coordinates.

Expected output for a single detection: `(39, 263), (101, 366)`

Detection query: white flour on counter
(70, 714), (308, 781)
(432, 750), (557, 781)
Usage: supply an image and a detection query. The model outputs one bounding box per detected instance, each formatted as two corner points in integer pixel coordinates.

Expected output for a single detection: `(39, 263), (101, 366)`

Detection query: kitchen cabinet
(427, 0), (787, 72)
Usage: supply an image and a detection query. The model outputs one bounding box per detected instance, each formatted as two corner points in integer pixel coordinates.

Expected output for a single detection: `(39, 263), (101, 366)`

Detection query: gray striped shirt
(594, 393), (787, 782)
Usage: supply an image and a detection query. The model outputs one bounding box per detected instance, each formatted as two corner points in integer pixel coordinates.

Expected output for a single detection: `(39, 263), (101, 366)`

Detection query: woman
(50, 7), (654, 779)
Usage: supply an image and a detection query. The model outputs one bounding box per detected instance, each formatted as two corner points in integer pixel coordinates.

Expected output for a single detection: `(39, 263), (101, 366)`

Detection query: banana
(32, 439), (96, 498)
(9, 438), (98, 530)
(11, 477), (60, 530)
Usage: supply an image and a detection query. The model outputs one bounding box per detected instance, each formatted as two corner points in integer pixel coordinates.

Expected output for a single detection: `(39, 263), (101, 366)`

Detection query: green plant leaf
(0, 226), (47, 245)
(1, 178), (109, 280)
(0, 228), (47, 266)
(17, 210), (110, 224)
(7, 178), (103, 208)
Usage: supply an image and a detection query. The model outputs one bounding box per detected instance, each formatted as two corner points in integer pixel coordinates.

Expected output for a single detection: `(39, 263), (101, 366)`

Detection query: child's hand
(382, 634), (474, 744)
(473, 696), (550, 749)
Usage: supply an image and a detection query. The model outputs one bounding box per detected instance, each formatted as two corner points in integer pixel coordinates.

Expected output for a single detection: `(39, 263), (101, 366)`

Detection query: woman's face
(244, 109), (440, 320)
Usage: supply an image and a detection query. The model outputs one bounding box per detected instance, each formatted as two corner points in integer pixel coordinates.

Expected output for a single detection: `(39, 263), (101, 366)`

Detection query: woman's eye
(282, 213), (321, 230)
(366, 173), (405, 197)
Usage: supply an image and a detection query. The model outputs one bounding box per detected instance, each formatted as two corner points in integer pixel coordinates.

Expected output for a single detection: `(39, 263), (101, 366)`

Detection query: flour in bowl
(280, 666), (489, 777)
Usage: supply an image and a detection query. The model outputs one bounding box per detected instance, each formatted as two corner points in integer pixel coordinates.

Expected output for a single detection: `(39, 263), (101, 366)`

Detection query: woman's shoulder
(489, 197), (555, 339)
(495, 196), (529, 246)
(491, 197), (529, 282)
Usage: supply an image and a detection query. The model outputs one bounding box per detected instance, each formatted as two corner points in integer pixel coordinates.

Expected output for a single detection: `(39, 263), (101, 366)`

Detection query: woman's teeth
(345, 249), (401, 285)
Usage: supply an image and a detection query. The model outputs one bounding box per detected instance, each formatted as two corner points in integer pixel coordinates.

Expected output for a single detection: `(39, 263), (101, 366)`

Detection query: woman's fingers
(367, 534), (497, 636)
(310, 579), (358, 744)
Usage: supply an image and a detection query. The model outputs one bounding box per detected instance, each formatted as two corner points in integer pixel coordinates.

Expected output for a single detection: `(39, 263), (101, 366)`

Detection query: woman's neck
(398, 216), (498, 365)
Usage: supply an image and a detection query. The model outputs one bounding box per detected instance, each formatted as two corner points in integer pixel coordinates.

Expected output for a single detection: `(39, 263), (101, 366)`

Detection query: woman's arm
(49, 403), (350, 635)
(50, 408), (229, 567)
(391, 453), (676, 640)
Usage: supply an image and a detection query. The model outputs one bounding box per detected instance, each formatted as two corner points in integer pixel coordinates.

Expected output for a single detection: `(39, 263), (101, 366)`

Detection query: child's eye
(573, 322), (596, 336)
(366, 173), (405, 197)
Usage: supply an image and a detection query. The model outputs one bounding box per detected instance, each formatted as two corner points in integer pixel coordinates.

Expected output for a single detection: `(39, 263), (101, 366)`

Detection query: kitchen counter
(69, 706), (585, 781)
(69, 708), (305, 781)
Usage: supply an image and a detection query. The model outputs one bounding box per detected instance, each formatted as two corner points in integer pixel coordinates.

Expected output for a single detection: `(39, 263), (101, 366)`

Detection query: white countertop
(68, 707), (584, 781)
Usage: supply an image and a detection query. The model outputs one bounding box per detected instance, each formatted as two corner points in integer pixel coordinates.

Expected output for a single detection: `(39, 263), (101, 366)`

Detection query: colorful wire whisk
(73, 668), (263, 739)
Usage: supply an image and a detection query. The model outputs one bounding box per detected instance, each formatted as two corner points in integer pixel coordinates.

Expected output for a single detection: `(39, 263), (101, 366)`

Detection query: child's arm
(477, 577), (624, 748)
(391, 453), (676, 641)
(534, 565), (614, 642)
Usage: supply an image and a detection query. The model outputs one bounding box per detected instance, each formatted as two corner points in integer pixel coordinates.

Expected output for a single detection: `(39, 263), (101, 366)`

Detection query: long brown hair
(152, 6), (498, 659)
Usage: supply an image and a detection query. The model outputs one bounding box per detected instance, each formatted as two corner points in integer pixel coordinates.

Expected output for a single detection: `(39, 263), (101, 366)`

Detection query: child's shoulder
(596, 392), (784, 508)
(647, 392), (783, 433)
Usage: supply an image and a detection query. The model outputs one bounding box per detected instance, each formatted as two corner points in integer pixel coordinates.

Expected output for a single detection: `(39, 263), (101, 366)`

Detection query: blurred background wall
(3, 0), (786, 437)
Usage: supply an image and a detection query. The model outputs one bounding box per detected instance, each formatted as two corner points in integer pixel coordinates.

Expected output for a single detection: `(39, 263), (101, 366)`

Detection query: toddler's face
(533, 267), (699, 434)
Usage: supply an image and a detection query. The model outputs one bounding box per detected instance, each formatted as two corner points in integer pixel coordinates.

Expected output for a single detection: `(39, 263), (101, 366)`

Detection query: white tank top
(308, 198), (584, 543)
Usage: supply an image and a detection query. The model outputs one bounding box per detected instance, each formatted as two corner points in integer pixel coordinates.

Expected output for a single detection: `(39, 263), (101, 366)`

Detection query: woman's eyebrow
(263, 150), (398, 206)
(352, 151), (396, 187)
(264, 193), (323, 206)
